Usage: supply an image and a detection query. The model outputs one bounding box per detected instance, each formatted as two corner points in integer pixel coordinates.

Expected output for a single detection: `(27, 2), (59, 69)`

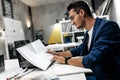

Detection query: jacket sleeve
(82, 21), (120, 68)
(70, 43), (83, 57)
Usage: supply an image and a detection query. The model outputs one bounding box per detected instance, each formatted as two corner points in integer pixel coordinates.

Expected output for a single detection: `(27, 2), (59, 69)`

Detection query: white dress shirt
(87, 26), (94, 50)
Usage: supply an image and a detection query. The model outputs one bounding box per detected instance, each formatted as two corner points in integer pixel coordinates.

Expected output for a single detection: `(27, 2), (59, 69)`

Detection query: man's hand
(47, 49), (57, 55)
(47, 50), (72, 57)
(67, 57), (84, 67)
(51, 55), (84, 68)
(52, 55), (65, 64)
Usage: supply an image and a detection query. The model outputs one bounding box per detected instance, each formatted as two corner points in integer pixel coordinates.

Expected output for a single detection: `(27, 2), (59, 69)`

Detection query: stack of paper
(17, 39), (54, 70)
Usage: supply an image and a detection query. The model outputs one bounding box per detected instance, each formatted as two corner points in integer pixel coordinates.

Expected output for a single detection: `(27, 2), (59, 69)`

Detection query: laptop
(14, 40), (36, 69)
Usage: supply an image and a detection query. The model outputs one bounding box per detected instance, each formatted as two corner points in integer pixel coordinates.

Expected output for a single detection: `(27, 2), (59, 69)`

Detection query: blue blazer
(70, 18), (120, 80)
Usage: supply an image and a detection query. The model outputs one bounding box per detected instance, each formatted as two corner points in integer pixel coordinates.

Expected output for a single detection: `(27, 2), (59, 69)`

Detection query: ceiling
(20, 0), (71, 7)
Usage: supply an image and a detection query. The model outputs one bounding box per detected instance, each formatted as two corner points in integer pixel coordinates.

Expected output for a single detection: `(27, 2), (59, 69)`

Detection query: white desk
(0, 56), (91, 80)
(0, 63), (90, 80)
(20, 63), (92, 80)
(21, 70), (86, 80)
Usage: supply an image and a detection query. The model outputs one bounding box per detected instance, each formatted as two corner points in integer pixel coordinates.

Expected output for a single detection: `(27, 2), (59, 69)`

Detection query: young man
(47, 1), (120, 80)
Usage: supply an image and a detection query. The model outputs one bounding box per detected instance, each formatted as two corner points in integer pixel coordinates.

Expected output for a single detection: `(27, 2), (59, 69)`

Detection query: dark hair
(67, 1), (93, 17)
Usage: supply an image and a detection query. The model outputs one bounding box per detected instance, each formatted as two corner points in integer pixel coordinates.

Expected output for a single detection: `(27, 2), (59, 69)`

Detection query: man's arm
(52, 55), (84, 67)
(47, 50), (72, 57)
(67, 57), (84, 67)
(47, 50), (84, 67)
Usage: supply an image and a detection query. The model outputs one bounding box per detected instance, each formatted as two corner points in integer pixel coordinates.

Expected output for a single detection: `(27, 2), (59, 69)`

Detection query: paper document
(53, 64), (92, 76)
(17, 39), (54, 70)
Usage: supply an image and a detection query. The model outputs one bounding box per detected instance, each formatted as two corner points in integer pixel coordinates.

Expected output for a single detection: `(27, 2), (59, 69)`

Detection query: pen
(16, 67), (28, 77)
(15, 68), (35, 79)
(6, 68), (28, 80)
(6, 73), (19, 80)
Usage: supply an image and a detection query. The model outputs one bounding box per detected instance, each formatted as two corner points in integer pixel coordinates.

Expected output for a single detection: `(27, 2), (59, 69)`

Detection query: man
(47, 1), (120, 80)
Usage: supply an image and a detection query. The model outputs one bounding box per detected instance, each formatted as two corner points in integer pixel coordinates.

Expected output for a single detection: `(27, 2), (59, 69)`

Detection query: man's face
(69, 9), (85, 29)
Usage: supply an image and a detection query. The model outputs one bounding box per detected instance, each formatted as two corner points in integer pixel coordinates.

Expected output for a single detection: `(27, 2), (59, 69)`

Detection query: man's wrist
(53, 52), (57, 55)
(64, 57), (71, 64)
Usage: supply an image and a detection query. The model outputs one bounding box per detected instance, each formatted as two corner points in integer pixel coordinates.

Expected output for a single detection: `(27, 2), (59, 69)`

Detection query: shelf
(60, 20), (84, 44)
(62, 32), (74, 34)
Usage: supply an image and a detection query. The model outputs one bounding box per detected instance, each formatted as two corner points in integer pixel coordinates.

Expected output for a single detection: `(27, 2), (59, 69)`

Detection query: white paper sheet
(5, 59), (20, 71)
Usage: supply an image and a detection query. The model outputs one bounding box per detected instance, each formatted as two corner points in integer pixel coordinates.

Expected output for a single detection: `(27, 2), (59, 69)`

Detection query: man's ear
(79, 9), (85, 17)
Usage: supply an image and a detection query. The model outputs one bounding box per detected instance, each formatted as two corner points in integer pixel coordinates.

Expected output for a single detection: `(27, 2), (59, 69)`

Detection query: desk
(0, 63), (89, 80)
(21, 70), (86, 80)
(0, 56), (91, 80)
(20, 63), (92, 80)
(21, 67), (87, 80)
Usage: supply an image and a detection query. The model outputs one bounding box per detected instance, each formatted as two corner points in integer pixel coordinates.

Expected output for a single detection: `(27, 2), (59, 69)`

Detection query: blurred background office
(0, 0), (120, 61)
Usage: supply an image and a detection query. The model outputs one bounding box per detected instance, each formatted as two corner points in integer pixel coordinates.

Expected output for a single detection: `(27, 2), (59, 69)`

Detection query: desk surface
(0, 58), (91, 80)
(0, 64), (89, 80)
(21, 69), (86, 80)
(20, 63), (91, 80)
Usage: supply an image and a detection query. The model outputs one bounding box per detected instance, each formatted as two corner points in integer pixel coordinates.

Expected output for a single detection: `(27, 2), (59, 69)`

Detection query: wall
(31, 0), (91, 44)
(112, 0), (120, 26)
(94, 0), (119, 26)
(31, 2), (66, 44)
(0, 0), (30, 59)
(12, 0), (32, 41)
(0, 0), (6, 57)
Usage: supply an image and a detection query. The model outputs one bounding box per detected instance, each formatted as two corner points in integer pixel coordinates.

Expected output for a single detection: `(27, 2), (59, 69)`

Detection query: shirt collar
(88, 26), (93, 36)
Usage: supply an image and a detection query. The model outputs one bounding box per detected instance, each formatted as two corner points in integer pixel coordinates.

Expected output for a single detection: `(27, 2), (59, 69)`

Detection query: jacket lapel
(89, 18), (103, 51)
(81, 31), (89, 55)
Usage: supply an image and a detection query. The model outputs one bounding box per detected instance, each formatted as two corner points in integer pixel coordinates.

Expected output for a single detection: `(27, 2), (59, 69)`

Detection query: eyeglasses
(69, 14), (78, 20)
(69, 8), (81, 20)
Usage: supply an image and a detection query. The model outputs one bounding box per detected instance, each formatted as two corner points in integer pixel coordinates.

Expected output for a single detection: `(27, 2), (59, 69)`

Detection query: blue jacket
(70, 18), (120, 80)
